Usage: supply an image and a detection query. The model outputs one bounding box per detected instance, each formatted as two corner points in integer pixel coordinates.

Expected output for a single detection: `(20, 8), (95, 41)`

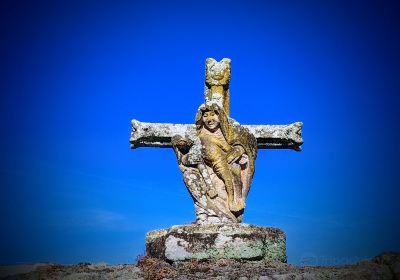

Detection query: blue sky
(1, 0), (399, 265)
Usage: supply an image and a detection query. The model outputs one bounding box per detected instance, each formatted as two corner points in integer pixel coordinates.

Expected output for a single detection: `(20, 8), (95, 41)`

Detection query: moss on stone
(146, 224), (287, 263)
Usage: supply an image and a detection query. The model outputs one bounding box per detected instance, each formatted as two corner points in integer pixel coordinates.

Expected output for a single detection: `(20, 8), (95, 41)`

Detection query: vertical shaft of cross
(205, 58), (231, 116)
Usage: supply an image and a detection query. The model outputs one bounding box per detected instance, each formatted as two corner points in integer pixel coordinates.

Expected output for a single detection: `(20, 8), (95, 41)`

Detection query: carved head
(196, 102), (232, 141)
(205, 58), (231, 86)
(202, 110), (220, 132)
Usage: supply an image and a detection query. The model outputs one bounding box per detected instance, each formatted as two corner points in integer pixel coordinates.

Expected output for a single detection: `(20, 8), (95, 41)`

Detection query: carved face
(202, 110), (220, 132)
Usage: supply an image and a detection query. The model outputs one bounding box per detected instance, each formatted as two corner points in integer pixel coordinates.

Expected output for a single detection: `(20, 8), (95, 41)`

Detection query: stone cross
(130, 58), (303, 224)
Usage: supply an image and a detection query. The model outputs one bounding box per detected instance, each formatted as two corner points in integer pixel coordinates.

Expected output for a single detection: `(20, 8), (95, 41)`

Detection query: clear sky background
(1, 0), (399, 265)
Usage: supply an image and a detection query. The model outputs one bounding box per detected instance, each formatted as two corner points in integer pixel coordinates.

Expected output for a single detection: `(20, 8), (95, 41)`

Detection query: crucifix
(130, 58), (303, 224)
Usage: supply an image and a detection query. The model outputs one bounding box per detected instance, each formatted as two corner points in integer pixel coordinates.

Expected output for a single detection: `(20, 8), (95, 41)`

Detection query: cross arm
(130, 119), (303, 151)
(245, 122), (303, 151)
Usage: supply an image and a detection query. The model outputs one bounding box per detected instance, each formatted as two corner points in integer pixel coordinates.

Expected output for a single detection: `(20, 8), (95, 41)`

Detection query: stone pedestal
(146, 223), (286, 263)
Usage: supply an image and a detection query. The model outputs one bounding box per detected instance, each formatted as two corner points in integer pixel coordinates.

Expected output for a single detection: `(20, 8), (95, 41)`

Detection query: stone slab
(146, 223), (286, 263)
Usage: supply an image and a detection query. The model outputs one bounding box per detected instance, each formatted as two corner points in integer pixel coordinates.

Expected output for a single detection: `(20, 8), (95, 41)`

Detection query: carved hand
(227, 146), (245, 164)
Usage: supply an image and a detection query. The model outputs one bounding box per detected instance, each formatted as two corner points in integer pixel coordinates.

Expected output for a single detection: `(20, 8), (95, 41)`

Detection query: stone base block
(146, 223), (286, 263)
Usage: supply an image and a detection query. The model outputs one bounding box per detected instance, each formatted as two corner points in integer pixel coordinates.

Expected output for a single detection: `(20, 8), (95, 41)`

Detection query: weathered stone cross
(130, 58), (303, 224)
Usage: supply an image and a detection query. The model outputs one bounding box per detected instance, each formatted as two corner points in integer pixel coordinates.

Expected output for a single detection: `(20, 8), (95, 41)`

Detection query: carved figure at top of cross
(130, 58), (303, 224)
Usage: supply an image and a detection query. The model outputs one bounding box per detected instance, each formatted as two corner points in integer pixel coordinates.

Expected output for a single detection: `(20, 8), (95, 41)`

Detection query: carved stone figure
(171, 101), (257, 224)
(197, 102), (257, 211)
(130, 58), (303, 225)
(169, 59), (259, 224)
